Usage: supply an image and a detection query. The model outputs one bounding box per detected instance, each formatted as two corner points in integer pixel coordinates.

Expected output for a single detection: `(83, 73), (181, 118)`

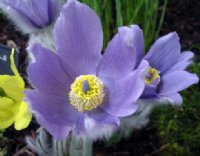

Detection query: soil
(0, 0), (199, 155)
(160, 0), (200, 54)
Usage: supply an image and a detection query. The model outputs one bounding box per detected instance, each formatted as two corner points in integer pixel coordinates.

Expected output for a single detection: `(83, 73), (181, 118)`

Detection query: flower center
(69, 75), (105, 112)
(145, 67), (160, 85)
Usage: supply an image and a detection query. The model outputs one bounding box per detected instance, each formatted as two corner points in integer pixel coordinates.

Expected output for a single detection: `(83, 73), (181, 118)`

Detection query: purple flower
(26, 0), (148, 140)
(129, 25), (199, 105)
(0, 0), (61, 34)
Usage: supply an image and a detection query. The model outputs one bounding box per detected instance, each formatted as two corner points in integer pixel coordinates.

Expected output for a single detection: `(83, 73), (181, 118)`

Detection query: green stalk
(155, 0), (167, 39)
(115, 0), (123, 27)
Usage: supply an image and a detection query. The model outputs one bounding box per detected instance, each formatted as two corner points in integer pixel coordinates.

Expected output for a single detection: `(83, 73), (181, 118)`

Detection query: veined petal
(142, 85), (157, 98)
(88, 108), (120, 126)
(130, 25), (145, 65)
(159, 71), (199, 94)
(74, 116), (85, 135)
(166, 51), (194, 73)
(160, 93), (183, 105)
(98, 26), (144, 80)
(0, 1), (39, 33)
(0, 0), (60, 34)
(26, 90), (81, 139)
(144, 32), (180, 74)
(84, 109), (119, 140)
(14, 101), (32, 130)
(36, 113), (72, 140)
(100, 60), (148, 117)
(28, 44), (72, 96)
(15, 0), (50, 27)
(54, 0), (103, 76)
(73, 108), (120, 138)
(48, 0), (61, 23)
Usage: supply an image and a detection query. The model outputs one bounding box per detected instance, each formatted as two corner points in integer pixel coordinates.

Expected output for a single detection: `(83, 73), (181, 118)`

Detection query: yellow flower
(0, 48), (32, 130)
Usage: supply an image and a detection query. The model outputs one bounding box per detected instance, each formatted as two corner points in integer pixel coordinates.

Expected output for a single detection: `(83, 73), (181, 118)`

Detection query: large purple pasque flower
(0, 0), (61, 34)
(128, 25), (198, 105)
(26, 0), (148, 140)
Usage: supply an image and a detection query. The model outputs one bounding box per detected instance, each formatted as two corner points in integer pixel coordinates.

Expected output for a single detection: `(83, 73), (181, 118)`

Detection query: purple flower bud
(0, 0), (61, 34)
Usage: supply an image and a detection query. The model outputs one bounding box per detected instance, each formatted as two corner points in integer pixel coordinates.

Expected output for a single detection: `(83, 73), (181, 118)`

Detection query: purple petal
(144, 32), (180, 74)
(160, 93), (183, 105)
(159, 71), (199, 94)
(166, 51), (194, 73)
(0, 1), (38, 33)
(28, 44), (72, 97)
(98, 26), (143, 80)
(0, 0), (60, 33)
(100, 61), (148, 117)
(54, 0), (103, 76)
(35, 114), (72, 140)
(47, 0), (61, 23)
(137, 60), (149, 73)
(75, 108), (120, 136)
(74, 116), (85, 135)
(26, 90), (81, 139)
(16, 0), (50, 27)
(130, 25), (145, 65)
(142, 85), (157, 98)
(88, 108), (120, 126)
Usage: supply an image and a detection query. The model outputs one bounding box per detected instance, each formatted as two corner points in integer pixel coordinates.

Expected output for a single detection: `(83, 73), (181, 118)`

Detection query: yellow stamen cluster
(69, 75), (105, 112)
(145, 67), (160, 84)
